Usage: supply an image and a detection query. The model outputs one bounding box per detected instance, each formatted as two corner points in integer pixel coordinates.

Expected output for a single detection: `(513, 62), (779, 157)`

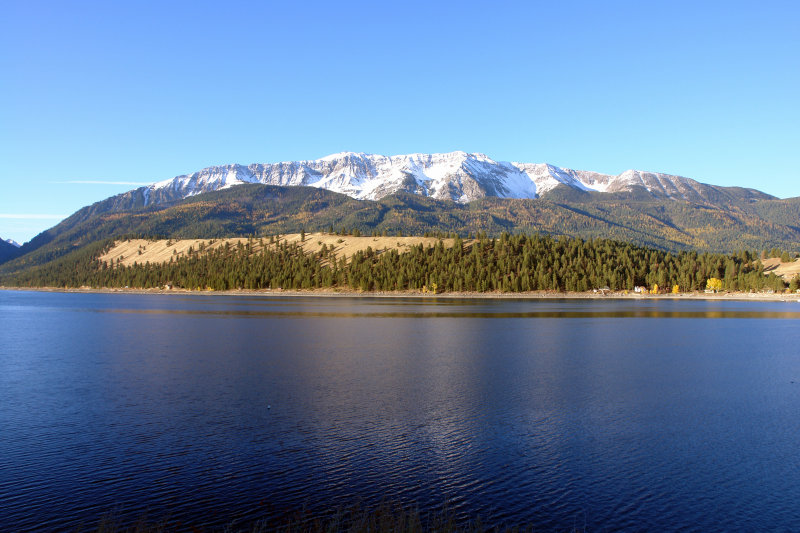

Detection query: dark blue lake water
(2, 291), (800, 531)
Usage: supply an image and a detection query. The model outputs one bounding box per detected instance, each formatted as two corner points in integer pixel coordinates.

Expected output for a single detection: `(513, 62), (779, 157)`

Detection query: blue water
(2, 291), (800, 531)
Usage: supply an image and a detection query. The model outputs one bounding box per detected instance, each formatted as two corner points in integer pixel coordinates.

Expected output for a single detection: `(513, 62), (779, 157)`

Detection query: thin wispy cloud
(56, 180), (151, 186)
(0, 214), (68, 219)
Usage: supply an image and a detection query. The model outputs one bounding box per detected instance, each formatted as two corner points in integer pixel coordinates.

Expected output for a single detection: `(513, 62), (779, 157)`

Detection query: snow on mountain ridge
(144, 152), (706, 206)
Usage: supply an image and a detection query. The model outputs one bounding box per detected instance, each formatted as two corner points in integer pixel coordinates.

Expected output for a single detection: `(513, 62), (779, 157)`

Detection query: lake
(2, 291), (800, 531)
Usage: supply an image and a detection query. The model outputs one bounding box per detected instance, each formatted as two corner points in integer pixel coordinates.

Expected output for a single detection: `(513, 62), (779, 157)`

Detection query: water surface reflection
(1, 292), (799, 530)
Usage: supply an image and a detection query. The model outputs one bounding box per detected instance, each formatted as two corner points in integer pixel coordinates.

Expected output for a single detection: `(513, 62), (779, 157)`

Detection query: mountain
(120, 152), (773, 209)
(4, 239), (21, 248)
(3, 183), (799, 281)
(0, 238), (22, 264)
(1, 153), (797, 276)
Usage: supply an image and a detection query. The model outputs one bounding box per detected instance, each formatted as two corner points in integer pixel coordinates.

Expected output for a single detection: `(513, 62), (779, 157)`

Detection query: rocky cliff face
(111, 151), (771, 208)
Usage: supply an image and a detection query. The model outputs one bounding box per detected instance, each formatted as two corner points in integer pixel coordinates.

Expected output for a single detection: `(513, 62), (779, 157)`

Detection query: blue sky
(2, 1), (798, 243)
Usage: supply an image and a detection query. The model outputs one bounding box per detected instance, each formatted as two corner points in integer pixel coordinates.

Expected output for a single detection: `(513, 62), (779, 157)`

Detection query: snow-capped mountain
(133, 152), (767, 208)
(4, 238), (21, 248)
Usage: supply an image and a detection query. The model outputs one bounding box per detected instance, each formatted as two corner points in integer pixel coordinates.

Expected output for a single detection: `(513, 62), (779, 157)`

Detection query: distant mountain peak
(4, 238), (21, 248)
(318, 151), (372, 161)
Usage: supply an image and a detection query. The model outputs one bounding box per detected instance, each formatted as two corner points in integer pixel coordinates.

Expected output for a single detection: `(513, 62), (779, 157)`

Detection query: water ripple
(3, 293), (800, 530)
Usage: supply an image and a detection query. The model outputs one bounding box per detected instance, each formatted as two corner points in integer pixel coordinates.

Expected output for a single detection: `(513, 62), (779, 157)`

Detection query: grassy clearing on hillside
(99, 233), (470, 267)
(761, 257), (800, 281)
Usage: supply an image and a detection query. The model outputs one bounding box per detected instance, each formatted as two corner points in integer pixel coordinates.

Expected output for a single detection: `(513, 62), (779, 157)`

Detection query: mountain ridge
(0, 238), (22, 264)
(131, 151), (774, 209)
(1, 153), (796, 274)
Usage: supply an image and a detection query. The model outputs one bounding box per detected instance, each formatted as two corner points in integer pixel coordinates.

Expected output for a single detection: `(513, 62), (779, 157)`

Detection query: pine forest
(4, 232), (797, 294)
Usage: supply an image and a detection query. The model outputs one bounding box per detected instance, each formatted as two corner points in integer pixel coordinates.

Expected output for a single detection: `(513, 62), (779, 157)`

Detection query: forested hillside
(3, 184), (800, 278)
(4, 232), (794, 294)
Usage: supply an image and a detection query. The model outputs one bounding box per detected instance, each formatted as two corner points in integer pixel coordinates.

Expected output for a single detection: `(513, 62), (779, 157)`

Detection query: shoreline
(3, 285), (799, 302)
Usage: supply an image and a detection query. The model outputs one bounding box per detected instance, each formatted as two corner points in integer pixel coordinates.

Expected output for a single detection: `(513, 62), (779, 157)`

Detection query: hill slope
(2, 184), (799, 278)
(0, 239), (22, 264)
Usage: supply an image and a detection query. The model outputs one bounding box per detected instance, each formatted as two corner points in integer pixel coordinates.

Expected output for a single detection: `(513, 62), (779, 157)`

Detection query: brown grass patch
(761, 257), (800, 281)
(99, 233), (470, 267)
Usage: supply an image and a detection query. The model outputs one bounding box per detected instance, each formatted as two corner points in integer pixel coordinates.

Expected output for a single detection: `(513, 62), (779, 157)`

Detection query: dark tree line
(4, 233), (794, 294)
